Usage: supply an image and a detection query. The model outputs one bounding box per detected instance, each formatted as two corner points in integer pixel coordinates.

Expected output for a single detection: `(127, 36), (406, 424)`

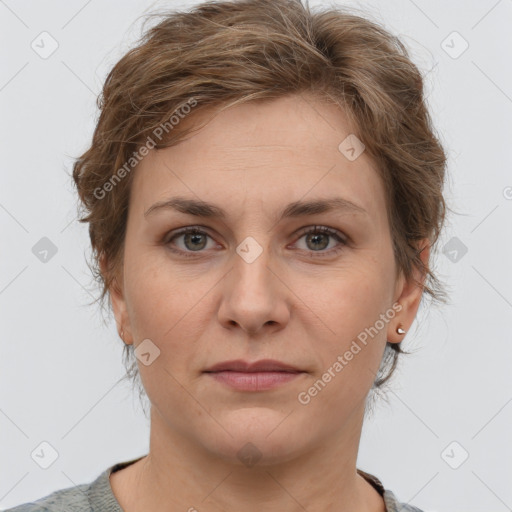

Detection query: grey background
(1, 0), (511, 510)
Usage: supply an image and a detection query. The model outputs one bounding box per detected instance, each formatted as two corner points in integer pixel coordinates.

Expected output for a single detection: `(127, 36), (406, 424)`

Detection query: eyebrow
(144, 195), (368, 221)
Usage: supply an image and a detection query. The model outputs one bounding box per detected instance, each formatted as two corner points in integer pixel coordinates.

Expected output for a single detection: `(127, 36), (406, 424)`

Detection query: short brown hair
(72, 0), (448, 406)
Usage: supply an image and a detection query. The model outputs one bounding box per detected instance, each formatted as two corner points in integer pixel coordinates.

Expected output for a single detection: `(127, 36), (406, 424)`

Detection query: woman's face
(110, 94), (424, 464)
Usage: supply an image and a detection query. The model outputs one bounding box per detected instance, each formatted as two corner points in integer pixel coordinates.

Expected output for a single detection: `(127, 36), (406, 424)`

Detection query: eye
(164, 225), (348, 259)
(165, 227), (217, 257)
(293, 225), (347, 257)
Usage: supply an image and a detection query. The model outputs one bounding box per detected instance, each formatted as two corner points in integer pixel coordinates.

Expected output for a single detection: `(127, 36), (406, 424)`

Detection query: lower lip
(205, 371), (303, 391)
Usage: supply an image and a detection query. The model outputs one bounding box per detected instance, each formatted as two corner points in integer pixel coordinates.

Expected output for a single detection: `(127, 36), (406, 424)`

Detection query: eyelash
(164, 225), (347, 259)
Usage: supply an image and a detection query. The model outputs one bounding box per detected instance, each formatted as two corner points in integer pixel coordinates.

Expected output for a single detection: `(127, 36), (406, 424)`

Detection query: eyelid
(290, 225), (348, 257)
(164, 224), (349, 258)
(293, 224), (347, 242)
(164, 226), (220, 255)
(163, 225), (214, 243)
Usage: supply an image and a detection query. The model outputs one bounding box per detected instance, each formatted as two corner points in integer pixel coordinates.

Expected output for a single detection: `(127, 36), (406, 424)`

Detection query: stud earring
(120, 328), (124, 341)
(396, 325), (406, 335)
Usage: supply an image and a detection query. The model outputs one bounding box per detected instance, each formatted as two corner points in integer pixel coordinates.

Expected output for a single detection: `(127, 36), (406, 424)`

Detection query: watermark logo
(31, 441), (59, 469)
(32, 237), (58, 263)
(441, 31), (469, 60)
(442, 236), (468, 263)
(237, 442), (263, 467)
(134, 338), (161, 366)
(338, 134), (365, 161)
(441, 441), (469, 469)
(236, 236), (263, 264)
(31, 31), (59, 59)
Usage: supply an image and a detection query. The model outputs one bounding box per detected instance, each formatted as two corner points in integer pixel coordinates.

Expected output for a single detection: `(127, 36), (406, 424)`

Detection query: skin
(105, 93), (428, 512)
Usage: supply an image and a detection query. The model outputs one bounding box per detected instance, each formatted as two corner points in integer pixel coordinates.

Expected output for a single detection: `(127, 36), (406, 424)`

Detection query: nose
(217, 246), (290, 337)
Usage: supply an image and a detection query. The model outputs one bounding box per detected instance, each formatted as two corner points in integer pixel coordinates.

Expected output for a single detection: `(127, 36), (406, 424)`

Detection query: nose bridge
(218, 235), (288, 334)
(231, 237), (275, 306)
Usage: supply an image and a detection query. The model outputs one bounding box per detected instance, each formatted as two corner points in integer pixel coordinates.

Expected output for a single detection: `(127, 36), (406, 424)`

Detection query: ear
(387, 239), (430, 344)
(100, 254), (134, 346)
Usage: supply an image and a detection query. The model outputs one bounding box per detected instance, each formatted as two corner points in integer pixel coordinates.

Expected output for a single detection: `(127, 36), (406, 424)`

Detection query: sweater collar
(88, 457), (407, 512)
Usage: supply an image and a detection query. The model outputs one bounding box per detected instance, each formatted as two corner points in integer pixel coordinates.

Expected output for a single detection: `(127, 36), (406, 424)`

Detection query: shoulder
(383, 489), (426, 512)
(3, 458), (145, 512)
(2, 481), (92, 512)
(2, 469), (110, 512)
(357, 468), (426, 512)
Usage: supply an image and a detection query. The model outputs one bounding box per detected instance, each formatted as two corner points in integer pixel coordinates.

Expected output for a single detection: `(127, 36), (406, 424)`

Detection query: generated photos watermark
(93, 97), (198, 200)
(297, 302), (403, 405)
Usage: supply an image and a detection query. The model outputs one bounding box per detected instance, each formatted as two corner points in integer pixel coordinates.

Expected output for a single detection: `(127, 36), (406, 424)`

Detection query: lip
(203, 359), (302, 373)
(203, 359), (305, 391)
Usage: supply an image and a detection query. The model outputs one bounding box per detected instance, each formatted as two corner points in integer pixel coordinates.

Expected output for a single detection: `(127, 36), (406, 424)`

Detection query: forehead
(131, 94), (388, 225)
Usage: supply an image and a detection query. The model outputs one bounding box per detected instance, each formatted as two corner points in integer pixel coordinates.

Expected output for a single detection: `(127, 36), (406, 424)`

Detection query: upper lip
(204, 359), (303, 373)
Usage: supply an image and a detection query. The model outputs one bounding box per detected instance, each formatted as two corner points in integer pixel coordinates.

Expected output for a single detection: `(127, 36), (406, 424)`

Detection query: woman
(7, 0), (447, 510)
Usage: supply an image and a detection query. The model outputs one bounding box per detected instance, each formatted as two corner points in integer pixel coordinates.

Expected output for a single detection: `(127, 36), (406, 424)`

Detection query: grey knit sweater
(5, 457), (425, 511)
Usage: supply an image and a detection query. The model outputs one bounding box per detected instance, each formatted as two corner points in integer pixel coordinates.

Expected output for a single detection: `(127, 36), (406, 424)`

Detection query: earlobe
(111, 283), (134, 346)
(387, 239), (430, 344)
(100, 254), (134, 346)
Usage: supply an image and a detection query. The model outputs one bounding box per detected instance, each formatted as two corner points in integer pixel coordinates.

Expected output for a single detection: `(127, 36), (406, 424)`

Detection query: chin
(200, 406), (310, 467)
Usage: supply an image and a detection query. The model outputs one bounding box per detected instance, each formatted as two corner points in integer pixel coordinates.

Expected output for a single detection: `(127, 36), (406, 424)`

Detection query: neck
(114, 401), (385, 512)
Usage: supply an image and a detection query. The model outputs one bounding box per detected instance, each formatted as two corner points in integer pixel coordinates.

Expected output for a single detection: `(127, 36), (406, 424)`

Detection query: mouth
(203, 359), (306, 391)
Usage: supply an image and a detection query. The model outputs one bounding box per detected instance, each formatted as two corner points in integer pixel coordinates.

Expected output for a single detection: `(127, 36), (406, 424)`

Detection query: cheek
(322, 260), (393, 330)
(309, 266), (392, 386)
(123, 249), (217, 364)
(122, 262), (205, 405)
(124, 244), (185, 327)
(297, 299), (388, 424)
